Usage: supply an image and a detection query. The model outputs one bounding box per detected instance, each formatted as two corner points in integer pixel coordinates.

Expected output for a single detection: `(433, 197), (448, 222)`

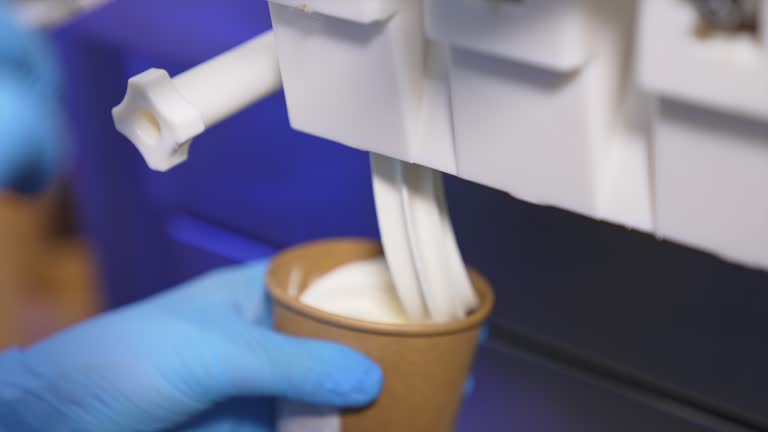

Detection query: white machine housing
(112, 0), (768, 271)
(265, 0), (768, 271)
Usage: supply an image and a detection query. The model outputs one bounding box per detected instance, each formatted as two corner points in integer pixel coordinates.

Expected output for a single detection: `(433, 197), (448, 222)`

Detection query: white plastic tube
(113, 31), (282, 171)
(371, 153), (478, 323)
(173, 32), (282, 128)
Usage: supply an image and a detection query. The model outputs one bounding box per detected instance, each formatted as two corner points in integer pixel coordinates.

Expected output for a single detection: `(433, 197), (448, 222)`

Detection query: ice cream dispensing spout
(112, 30), (282, 172)
(110, 24), (479, 325)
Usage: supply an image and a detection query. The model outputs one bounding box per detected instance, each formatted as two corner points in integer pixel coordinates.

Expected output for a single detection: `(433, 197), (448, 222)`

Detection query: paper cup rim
(267, 238), (495, 337)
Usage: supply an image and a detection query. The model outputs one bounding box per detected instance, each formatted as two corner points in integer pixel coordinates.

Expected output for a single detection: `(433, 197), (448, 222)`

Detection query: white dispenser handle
(112, 31), (282, 171)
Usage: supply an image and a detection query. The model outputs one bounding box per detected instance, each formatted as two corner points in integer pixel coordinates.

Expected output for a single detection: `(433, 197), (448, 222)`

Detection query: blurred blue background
(49, 1), (767, 430)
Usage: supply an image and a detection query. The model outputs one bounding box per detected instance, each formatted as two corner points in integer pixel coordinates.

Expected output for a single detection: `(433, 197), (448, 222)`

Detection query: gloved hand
(0, 1), (62, 195)
(0, 260), (383, 432)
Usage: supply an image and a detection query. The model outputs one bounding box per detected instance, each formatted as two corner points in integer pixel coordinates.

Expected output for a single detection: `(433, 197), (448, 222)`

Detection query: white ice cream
(299, 257), (411, 325)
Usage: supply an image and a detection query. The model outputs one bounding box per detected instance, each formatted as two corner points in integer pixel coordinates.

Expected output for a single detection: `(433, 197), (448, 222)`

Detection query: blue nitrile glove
(0, 1), (62, 195)
(0, 260), (383, 432)
(462, 322), (489, 397)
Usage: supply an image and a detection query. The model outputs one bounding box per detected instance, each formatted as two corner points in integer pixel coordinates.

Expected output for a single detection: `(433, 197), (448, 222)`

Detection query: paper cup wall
(267, 238), (495, 432)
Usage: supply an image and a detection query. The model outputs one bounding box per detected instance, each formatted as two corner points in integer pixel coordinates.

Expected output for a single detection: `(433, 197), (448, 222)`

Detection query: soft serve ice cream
(299, 257), (411, 325)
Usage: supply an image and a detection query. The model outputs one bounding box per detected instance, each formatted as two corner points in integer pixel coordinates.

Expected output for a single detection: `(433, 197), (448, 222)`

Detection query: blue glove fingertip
(248, 330), (383, 408)
(325, 349), (383, 407)
(288, 340), (383, 407)
(479, 322), (490, 345)
(462, 375), (476, 398)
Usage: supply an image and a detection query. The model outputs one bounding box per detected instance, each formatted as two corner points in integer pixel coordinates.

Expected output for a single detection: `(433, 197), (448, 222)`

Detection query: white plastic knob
(112, 31), (282, 172)
(112, 69), (205, 171)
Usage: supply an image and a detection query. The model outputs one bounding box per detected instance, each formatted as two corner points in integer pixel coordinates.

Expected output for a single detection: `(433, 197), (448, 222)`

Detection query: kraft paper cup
(267, 238), (495, 432)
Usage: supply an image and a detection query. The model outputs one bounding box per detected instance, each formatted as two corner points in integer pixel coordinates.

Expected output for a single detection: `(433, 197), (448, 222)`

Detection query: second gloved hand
(0, 261), (383, 432)
(0, 2), (63, 195)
